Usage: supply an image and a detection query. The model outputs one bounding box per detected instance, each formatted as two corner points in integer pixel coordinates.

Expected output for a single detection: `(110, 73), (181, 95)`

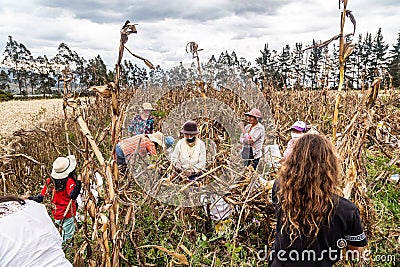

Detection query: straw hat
(142, 102), (154, 111)
(147, 131), (165, 148)
(51, 155), (77, 180)
(181, 120), (199, 135)
(245, 108), (262, 118)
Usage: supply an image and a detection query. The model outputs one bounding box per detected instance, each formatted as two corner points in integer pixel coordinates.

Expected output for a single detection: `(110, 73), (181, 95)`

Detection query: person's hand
(77, 174), (82, 181)
(183, 170), (192, 177)
(174, 162), (183, 172)
(21, 195), (30, 200)
(183, 169), (194, 177)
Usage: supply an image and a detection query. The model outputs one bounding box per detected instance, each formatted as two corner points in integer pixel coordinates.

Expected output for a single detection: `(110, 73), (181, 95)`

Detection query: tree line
(1, 28), (399, 95)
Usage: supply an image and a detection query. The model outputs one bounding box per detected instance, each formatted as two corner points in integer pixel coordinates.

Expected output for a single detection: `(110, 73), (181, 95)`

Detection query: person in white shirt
(0, 195), (72, 267)
(171, 120), (206, 180)
(239, 108), (265, 170)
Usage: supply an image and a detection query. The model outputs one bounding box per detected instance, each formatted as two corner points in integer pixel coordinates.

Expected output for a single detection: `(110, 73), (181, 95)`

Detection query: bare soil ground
(0, 99), (63, 140)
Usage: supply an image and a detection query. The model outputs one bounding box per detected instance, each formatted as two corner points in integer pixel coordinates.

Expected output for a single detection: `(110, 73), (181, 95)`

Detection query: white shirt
(0, 200), (72, 267)
(171, 138), (206, 172)
(240, 122), (265, 159)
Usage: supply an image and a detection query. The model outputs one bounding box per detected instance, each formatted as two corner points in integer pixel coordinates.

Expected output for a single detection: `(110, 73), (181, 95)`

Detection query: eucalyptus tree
(34, 55), (56, 95)
(84, 55), (108, 88)
(307, 40), (323, 89)
(349, 35), (364, 89)
(255, 44), (279, 86)
(148, 65), (166, 86)
(0, 70), (10, 91)
(2, 36), (32, 94)
(291, 43), (306, 89)
(278, 44), (292, 88)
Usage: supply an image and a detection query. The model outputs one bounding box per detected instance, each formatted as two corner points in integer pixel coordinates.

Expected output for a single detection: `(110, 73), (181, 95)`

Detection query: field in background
(0, 99), (63, 140)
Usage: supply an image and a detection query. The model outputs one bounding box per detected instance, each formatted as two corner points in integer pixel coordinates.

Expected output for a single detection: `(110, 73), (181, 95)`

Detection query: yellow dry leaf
(139, 245), (189, 265)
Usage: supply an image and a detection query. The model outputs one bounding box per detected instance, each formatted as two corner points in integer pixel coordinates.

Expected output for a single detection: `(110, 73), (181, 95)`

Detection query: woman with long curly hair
(269, 134), (367, 266)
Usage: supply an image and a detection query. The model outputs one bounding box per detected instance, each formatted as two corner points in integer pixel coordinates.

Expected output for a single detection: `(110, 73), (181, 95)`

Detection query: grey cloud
(39, 0), (291, 24)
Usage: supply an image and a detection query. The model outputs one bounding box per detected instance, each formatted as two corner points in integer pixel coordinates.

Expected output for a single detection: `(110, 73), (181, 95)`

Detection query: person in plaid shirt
(116, 132), (165, 165)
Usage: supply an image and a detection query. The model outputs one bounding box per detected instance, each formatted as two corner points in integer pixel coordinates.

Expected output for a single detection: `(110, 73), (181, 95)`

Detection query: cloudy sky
(0, 0), (399, 70)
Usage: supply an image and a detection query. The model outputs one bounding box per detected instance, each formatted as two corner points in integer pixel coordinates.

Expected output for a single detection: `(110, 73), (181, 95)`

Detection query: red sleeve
(39, 178), (51, 196)
(66, 178), (76, 197)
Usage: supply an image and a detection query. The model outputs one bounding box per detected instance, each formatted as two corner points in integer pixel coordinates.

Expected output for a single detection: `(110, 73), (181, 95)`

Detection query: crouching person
(24, 155), (81, 244)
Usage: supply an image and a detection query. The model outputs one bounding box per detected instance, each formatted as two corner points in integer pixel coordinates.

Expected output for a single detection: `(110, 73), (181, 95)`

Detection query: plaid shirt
(119, 134), (157, 161)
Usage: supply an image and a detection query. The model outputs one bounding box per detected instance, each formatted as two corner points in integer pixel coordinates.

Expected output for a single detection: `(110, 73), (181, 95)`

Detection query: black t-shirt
(269, 180), (367, 267)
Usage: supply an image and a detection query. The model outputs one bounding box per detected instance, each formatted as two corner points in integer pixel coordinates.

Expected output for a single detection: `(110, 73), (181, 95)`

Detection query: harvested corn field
(0, 98), (63, 140)
(1, 0), (400, 265)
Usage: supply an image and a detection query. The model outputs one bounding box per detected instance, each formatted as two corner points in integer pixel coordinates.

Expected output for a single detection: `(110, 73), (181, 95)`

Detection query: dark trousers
(245, 157), (260, 170)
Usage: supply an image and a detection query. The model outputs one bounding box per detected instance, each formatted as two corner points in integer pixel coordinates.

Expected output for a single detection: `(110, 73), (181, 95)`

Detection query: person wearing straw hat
(128, 102), (155, 136)
(116, 131), (170, 165)
(239, 108), (265, 170)
(171, 120), (206, 180)
(23, 155), (81, 244)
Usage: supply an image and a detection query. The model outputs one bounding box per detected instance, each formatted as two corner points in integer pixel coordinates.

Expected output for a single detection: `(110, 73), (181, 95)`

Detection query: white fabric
(200, 195), (232, 221)
(0, 200), (72, 267)
(264, 144), (282, 168)
(171, 138), (206, 172)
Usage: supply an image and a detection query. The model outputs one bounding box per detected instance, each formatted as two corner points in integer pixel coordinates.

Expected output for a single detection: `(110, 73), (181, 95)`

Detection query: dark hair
(0, 195), (26, 205)
(51, 170), (77, 191)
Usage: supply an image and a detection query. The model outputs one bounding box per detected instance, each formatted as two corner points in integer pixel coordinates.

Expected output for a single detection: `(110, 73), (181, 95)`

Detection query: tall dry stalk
(332, 0), (355, 143)
(186, 41), (203, 81)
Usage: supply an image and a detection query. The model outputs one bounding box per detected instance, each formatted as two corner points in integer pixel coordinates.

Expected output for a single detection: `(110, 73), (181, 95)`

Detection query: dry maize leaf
(73, 241), (88, 267)
(346, 10), (356, 34)
(120, 20), (137, 37)
(343, 43), (355, 60)
(144, 59), (155, 69)
(147, 164), (156, 169)
(89, 85), (112, 98)
(179, 244), (193, 256)
(99, 214), (109, 225)
(87, 199), (96, 219)
(144, 245), (189, 265)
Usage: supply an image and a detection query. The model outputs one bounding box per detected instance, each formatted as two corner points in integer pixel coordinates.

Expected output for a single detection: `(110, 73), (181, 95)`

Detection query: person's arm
(192, 141), (206, 172)
(148, 117), (154, 134)
(282, 139), (295, 160)
(240, 125), (252, 144)
(346, 245), (365, 265)
(26, 178), (50, 203)
(248, 125), (262, 144)
(170, 141), (182, 171)
(128, 115), (140, 135)
(343, 205), (368, 265)
(146, 139), (157, 156)
(68, 176), (82, 200)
